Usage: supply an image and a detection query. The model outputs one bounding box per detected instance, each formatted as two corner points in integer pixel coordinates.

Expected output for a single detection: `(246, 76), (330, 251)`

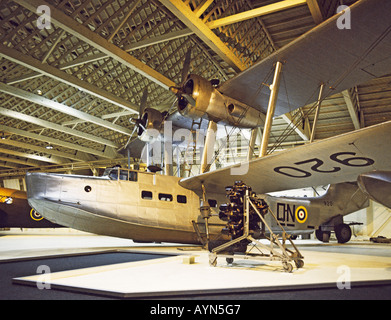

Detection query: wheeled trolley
(208, 181), (304, 272)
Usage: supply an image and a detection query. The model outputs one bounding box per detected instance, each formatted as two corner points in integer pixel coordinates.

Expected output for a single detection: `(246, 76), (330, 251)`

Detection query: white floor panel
(6, 233), (391, 298)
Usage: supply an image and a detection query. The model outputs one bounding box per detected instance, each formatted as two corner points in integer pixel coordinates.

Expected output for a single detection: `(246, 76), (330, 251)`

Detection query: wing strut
(309, 83), (325, 143)
(164, 122), (173, 176)
(247, 127), (262, 160)
(259, 61), (283, 157)
(200, 120), (218, 173)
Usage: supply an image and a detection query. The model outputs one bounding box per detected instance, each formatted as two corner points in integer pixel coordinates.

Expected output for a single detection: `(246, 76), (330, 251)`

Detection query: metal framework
(208, 186), (304, 272)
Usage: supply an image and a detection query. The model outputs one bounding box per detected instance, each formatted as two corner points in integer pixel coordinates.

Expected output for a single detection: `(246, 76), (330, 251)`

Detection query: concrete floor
(1, 229), (391, 299)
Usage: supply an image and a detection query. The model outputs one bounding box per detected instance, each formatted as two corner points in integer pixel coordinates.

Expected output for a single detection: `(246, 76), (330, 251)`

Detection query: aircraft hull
(26, 171), (369, 244)
(28, 198), (201, 244)
(26, 171), (225, 244)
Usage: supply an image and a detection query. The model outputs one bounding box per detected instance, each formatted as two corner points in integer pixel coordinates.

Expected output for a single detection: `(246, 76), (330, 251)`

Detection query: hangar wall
(3, 179), (20, 190)
(348, 202), (391, 238)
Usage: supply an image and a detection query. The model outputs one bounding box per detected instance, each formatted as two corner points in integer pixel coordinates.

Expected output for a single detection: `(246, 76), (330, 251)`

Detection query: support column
(259, 61), (283, 157)
(164, 143), (173, 176)
(146, 143), (150, 168)
(310, 83), (325, 143)
(366, 200), (374, 237)
(176, 146), (181, 177)
(200, 184), (211, 242)
(247, 127), (262, 160)
(201, 120), (217, 173)
(164, 121), (173, 176)
(127, 148), (131, 170)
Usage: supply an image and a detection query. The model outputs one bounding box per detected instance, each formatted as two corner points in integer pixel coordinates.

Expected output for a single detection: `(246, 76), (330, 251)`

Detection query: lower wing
(179, 121), (391, 194)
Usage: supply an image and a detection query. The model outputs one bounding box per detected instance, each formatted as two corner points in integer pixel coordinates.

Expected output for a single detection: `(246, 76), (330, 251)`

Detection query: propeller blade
(182, 93), (196, 106)
(138, 122), (146, 132)
(181, 49), (192, 85)
(167, 96), (178, 114)
(120, 125), (138, 151)
(139, 88), (148, 115)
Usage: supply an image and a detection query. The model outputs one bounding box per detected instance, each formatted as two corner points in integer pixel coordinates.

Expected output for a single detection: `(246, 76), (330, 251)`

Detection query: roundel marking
(295, 206), (308, 224)
(30, 209), (43, 221)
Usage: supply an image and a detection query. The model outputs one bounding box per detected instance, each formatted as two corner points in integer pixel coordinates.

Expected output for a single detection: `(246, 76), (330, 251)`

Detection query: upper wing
(179, 120), (391, 194)
(219, 0), (391, 116)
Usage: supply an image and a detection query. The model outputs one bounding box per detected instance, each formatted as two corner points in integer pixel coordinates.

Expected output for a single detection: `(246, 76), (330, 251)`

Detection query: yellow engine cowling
(138, 108), (165, 142)
(177, 74), (213, 119)
(176, 74), (265, 128)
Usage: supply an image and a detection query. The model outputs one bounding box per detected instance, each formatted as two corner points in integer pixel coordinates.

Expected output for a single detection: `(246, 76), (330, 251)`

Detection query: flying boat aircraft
(26, 0), (391, 249)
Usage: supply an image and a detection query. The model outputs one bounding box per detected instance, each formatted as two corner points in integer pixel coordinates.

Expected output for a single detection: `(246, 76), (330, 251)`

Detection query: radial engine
(219, 181), (268, 240)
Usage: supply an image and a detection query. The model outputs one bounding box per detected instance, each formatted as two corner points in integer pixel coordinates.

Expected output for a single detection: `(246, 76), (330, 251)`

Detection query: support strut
(259, 61), (283, 157)
(200, 120), (217, 173)
(310, 83), (325, 143)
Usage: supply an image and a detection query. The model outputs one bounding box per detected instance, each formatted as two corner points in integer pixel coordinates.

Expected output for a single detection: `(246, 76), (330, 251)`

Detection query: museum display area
(1, 230), (391, 300)
(1, 0), (391, 301)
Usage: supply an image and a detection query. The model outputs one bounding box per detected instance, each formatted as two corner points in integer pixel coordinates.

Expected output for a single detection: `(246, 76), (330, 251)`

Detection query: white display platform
(5, 232), (391, 298)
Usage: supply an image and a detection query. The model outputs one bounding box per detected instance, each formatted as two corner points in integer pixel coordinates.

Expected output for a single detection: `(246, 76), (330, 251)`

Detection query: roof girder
(14, 0), (176, 91)
(206, 0), (307, 29)
(0, 44), (139, 113)
(159, 0), (247, 72)
(0, 82), (132, 136)
(0, 124), (117, 160)
(0, 106), (118, 148)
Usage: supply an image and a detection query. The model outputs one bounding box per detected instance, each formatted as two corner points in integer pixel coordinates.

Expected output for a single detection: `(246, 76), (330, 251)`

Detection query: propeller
(119, 89), (149, 151)
(181, 48), (192, 85)
(129, 88), (148, 129)
(128, 88), (170, 143)
(169, 49), (196, 108)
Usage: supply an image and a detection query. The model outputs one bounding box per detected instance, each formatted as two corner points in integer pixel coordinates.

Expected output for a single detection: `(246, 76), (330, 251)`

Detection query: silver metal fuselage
(26, 170), (226, 244)
(263, 182), (369, 235)
(26, 168), (369, 244)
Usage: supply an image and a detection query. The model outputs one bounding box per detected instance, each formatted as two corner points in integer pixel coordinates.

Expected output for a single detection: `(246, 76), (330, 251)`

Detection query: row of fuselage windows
(141, 191), (218, 207)
(141, 191), (187, 204)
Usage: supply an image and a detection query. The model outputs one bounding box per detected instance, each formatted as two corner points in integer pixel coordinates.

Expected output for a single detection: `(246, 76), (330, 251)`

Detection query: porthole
(84, 185), (92, 192)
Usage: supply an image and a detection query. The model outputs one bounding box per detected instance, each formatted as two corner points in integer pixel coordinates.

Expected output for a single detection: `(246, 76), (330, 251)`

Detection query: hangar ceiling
(0, 0), (390, 182)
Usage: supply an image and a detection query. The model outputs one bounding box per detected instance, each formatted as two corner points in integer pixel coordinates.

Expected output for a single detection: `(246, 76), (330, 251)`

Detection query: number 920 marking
(274, 151), (375, 178)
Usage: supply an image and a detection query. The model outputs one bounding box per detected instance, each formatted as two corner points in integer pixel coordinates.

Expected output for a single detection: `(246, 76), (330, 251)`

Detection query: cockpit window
(103, 168), (137, 182)
(129, 171), (138, 182)
(119, 170), (128, 181)
(109, 169), (118, 180)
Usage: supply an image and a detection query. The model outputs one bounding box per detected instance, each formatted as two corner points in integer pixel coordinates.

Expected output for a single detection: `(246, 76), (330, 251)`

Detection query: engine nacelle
(137, 108), (165, 142)
(225, 100), (265, 128)
(177, 74), (213, 119)
(176, 74), (265, 128)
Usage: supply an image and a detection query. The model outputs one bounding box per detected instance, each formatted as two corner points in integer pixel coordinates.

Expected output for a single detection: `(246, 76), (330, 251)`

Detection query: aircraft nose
(26, 172), (61, 201)
(26, 172), (45, 200)
(26, 172), (64, 225)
